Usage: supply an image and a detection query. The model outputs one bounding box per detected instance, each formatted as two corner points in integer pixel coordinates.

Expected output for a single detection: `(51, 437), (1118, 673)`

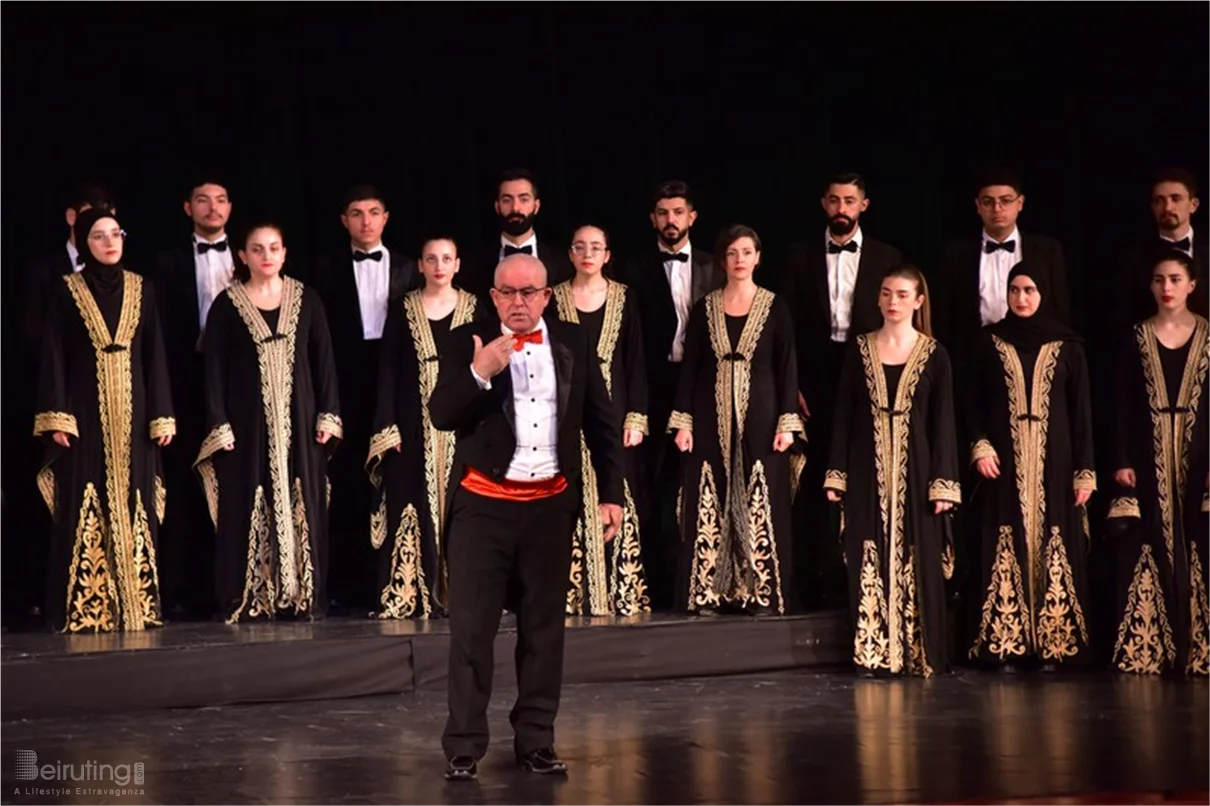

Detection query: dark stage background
(3, 3), (1207, 625)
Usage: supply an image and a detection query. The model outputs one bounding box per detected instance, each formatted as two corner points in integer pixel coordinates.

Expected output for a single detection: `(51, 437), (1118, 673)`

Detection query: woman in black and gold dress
(552, 224), (650, 617)
(966, 263), (1097, 671)
(1108, 249), (1208, 676)
(670, 224), (804, 617)
(195, 223), (342, 623)
(366, 237), (483, 619)
(825, 265), (960, 677)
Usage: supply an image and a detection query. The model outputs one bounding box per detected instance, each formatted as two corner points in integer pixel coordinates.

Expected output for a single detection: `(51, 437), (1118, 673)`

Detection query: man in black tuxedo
(780, 171), (903, 609)
(151, 177), (237, 619)
(936, 167), (1070, 372)
(311, 184), (419, 613)
(461, 167), (572, 297)
(432, 253), (623, 781)
(615, 179), (721, 609)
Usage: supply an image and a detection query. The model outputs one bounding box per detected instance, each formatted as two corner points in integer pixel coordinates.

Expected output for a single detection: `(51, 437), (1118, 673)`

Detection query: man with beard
(151, 177), (237, 619)
(312, 184), (418, 614)
(779, 171), (903, 610)
(617, 179), (722, 610)
(462, 167), (572, 298)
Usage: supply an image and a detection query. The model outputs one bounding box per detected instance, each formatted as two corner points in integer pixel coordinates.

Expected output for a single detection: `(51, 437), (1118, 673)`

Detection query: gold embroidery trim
(149, 417), (177, 440)
(553, 280), (627, 400)
(1107, 497), (1141, 519)
(366, 425), (403, 484)
(1188, 542), (1209, 676)
(1036, 526), (1088, 661)
(928, 479), (962, 504)
(65, 270), (147, 631)
(611, 479), (651, 616)
(854, 539), (890, 671)
(34, 411), (79, 437)
(193, 423), (234, 528)
(37, 467), (55, 517)
(316, 413), (343, 440)
(823, 469), (847, 492)
(687, 463), (722, 611)
(668, 410), (693, 432)
(1072, 469), (1097, 493)
(623, 412), (648, 435)
(377, 503), (432, 619)
(62, 483), (116, 633)
(970, 524), (1031, 660)
(970, 438), (997, 464)
(1112, 543), (1176, 674)
(154, 475), (166, 525)
(746, 460), (785, 614)
(776, 413), (805, 435)
(704, 288), (774, 471)
(567, 432), (610, 615)
(227, 485), (273, 624)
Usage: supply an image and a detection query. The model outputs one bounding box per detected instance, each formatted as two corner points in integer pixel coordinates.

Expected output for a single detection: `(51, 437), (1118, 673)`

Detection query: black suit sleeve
(429, 327), (492, 432)
(580, 329), (625, 507)
(621, 290), (649, 433)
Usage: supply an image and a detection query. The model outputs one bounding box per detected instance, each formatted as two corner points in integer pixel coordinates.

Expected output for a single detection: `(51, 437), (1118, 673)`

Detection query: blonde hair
(884, 265), (933, 337)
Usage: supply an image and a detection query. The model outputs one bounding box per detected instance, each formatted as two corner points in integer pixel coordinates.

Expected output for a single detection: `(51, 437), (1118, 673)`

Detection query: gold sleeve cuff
(149, 417), (177, 440)
(667, 411), (693, 433)
(823, 469), (847, 493)
(776, 413), (806, 435)
(623, 412), (649, 435)
(970, 439), (997, 465)
(365, 425), (403, 486)
(316, 413), (344, 440)
(929, 479), (962, 504)
(1108, 497), (1141, 520)
(1073, 469), (1097, 493)
(194, 423), (235, 467)
(34, 411), (78, 437)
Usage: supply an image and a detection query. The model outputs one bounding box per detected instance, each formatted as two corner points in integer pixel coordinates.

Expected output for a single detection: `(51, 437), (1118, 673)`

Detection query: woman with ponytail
(825, 265), (961, 677)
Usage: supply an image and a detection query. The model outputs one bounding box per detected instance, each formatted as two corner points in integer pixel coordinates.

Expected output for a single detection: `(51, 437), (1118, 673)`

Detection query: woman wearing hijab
(966, 262), (1096, 671)
(34, 208), (176, 633)
(195, 222), (341, 624)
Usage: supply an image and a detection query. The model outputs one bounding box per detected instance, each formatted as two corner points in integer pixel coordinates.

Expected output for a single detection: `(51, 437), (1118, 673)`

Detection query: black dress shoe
(518, 748), (568, 775)
(445, 756), (478, 781)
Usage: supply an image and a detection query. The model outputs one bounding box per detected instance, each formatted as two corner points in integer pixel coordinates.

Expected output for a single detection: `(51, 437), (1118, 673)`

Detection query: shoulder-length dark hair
(234, 221), (286, 282)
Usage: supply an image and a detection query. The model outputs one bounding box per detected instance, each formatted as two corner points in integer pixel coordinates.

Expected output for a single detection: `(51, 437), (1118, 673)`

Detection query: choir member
(152, 177), (236, 618)
(936, 167), (1070, 372)
(366, 237), (484, 619)
(780, 171), (904, 606)
(824, 265), (960, 677)
(195, 223), (342, 623)
(551, 225), (650, 616)
(617, 179), (722, 609)
(312, 184), (418, 613)
(461, 167), (573, 297)
(1108, 250), (1208, 676)
(670, 224), (804, 616)
(34, 208), (175, 633)
(966, 263), (1096, 671)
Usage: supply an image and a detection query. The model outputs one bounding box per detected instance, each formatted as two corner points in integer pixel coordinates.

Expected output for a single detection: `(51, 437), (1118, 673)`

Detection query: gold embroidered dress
(195, 278), (342, 623)
(34, 267), (176, 633)
(669, 288), (805, 615)
(825, 333), (961, 676)
(552, 280), (651, 616)
(1108, 316), (1209, 676)
(965, 332), (1097, 667)
(366, 288), (482, 619)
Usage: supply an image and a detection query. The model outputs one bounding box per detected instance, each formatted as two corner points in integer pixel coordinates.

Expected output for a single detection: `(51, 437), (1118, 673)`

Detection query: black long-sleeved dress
(34, 270), (176, 633)
(195, 278), (342, 623)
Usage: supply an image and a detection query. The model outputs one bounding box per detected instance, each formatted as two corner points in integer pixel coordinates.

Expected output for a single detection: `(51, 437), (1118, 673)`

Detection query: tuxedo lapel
(551, 330), (573, 429)
(177, 243), (202, 343)
(812, 246), (830, 317)
(341, 255), (366, 335)
(690, 249), (713, 304)
(388, 254), (407, 300)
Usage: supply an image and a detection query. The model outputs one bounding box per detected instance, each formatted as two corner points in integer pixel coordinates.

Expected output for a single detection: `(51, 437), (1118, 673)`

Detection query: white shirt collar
(501, 315), (548, 338)
(1160, 226), (1194, 244)
(66, 239), (80, 267)
(982, 226), (1020, 246)
(825, 226), (864, 250)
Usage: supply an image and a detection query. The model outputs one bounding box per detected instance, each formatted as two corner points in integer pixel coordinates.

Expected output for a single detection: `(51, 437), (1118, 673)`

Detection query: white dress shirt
(661, 242), (693, 361)
(66, 240), (82, 273)
(825, 227), (863, 342)
(979, 226), (1023, 327)
(499, 233), (539, 263)
(194, 233), (235, 332)
(470, 317), (560, 481)
(352, 242), (391, 340)
(1160, 226), (1195, 258)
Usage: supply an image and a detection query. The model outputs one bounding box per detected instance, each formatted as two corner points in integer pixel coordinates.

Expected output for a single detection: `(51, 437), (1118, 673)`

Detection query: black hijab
(73, 208), (125, 294)
(987, 262), (1083, 349)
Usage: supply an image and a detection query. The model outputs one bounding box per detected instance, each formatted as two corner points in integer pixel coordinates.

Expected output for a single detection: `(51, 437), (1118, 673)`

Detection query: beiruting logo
(13, 750), (143, 786)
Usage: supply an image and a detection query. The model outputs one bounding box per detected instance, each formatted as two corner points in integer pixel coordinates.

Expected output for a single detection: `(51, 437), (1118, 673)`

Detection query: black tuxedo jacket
(22, 246), (77, 350)
(936, 231), (1070, 365)
(311, 246), (419, 357)
(617, 245), (722, 397)
(462, 238), (573, 298)
(779, 234), (902, 407)
(429, 316), (625, 537)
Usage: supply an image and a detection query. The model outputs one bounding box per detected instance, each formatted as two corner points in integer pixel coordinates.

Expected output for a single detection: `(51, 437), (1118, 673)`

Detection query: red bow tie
(512, 330), (543, 351)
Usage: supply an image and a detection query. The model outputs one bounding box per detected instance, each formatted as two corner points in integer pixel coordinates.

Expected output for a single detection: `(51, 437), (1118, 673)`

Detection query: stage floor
(2, 669), (1206, 805)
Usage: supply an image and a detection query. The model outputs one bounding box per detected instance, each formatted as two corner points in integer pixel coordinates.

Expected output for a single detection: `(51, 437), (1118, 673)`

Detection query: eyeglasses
(978, 195), (1020, 210)
(88, 230), (127, 243)
(493, 286), (549, 302)
(571, 244), (606, 256)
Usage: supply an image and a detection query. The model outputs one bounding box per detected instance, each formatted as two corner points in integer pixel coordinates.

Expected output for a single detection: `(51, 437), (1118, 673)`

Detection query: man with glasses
(431, 253), (624, 782)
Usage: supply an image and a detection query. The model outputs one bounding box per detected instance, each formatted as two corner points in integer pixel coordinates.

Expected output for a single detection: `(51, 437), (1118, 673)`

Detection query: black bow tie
(662, 251), (689, 263)
(827, 240), (857, 254)
(503, 244), (533, 257)
(197, 240), (229, 254)
(1163, 237), (1192, 251)
(984, 240), (1016, 254)
(353, 250), (383, 262)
